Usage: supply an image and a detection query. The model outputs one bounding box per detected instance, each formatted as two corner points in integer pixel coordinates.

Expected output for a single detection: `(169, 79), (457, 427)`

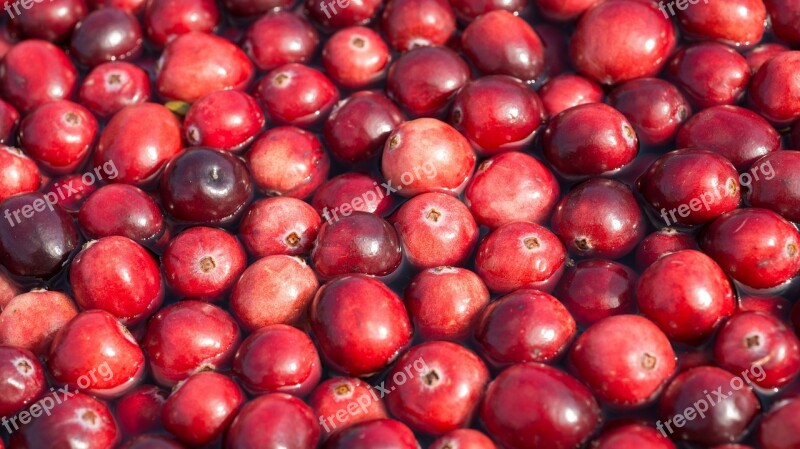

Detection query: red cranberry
(385, 341), (488, 435)
(480, 363), (601, 449)
(79, 184), (165, 244)
(121, 435), (186, 449)
(476, 289), (575, 366)
(19, 100), (97, 175)
(748, 51), (800, 127)
(758, 398), (800, 449)
(0, 289), (78, 356)
(0, 345), (46, 417)
(142, 300), (240, 386)
(543, 103), (638, 177)
(255, 63), (339, 126)
(765, 0), (800, 46)
(461, 10), (544, 82)
(9, 0), (86, 42)
(381, 0), (455, 52)
(537, 0), (601, 21)
(553, 259), (637, 326)
(230, 255), (318, 332)
(405, 267), (489, 342)
(310, 275), (412, 376)
(464, 152), (559, 228)
(239, 197), (321, 258)
(739, 295), (791, 320)
(42, 174), (100, 214)
(184, 91), (264, 151)
(634, 228), (697, 270)
(70, 8), (143, 67)
(89, 0), (145, 12)
(591, 423), (676, 449)
(449, 0), (525, 21)
(225, 393), (320, 449)
(570, 0), (675, 85)
(222, 0), (293, 16)
(637, 250), (735, 344)
(233, 324), (321, 397)
(381, 118), (476, 197)
(312, 211), (402, 277)
(667, 42), (750, 109)
(387, 46), (470, 117)
(0, 99), (19, 145)
(246, 126), (330, 198)
(700, 208), (800, 290)
(323, 419), (417, 449)
(323, 91), (404, 163)
(475, 221), (566, 294)
(1, 40), (77, 113)
(658, 366), (760, 445)
(309, 377), (388, 438)
(145, 0), (220, 46)
(746, 43), (789, 74)
(243, 11), (318, 71)
(608, 78), (691, 146)
(322, 26), (389, 88)
(156, 31), (253, 103)
(392, 192), (478, 269)
(116, 385), (167, 436)
(430, 429), (497, 449)
(746, 151), (800, 221)
(304, 0), (381, 29)
(78, 62), (151, 118)
(675, 0), (766, 47)
(0, 146), (39, 202)
(538, 74), (603, 118)
(312, 172), (394, 217)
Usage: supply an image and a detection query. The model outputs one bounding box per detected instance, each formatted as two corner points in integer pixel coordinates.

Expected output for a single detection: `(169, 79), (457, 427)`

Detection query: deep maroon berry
(676, 0), (766, 47)
(608, 78), (691, 146)
(255, 63), (339, 126)
(748, 51), (800, 126)
(225, 393), (320, 449)
(79, 184), (164, 244)
(312, 173), (394, 217)
(1, 40), (77, 113)
(324, 419), (417, 449)
(538, 74), (603, 118)
(387, 46), (470, 117)
(381, 0), (455, 52)
(323, 91), (404, 163)
(634, 228), (696, 270)
(145, 0), (220, 46)
(239, 197), (321, 258)
(553, 259), (637, 326)
(78, 62), (151, 118)
(0, 146), (40, 202)
(243, 11), (318, 71)
(746, 151), (800, 222)
(184, 91), (264, 151)
(70, 8), (143, 67)
(9, 0), (87, 42)
(0, 345), (46, 417)
(322, 26), (389, 89)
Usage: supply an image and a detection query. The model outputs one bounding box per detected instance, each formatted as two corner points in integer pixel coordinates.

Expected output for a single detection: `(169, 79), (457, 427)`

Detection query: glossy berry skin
(0, 146), (40, 202)
(392, 192), (478, 269)
(322, 27), (389, 89)
(591, 424), (676, 449)
(739, 296), (791, 321)
(0, 193), (79, 279)
(676, 105), (781, 170)
(312, 173), (394, 218)
(385, 341), (489, 435)
(324, 419), (417, 449)
(256, 63), (339, 126)
(659, 366), (760, 446)
(700, 208), (800, 290)
(0, 99), (19, 144)
(70, 237), (164, 324)
(461, 10), (544, 82)
(570, 315), (676, 406)
(246, 126), (329, 198)
(551, 178), (644, 259)
(323, 91), (404, 163)
(676, 0), (766, 48)
(475, 221), (566, 294)
(430, 429), (497, 449)
(543, 103), (638, 177)
(243, 12), (318, 71)
(637, 149), (740, 226)
(142, 300), (240, 386)
(0, 290), (78, 356)
(464, 152), (559, 228)
(608, 78), (691, 146)
(714, 311), (800, 389)
(225, 393), (320, 449)
(637, 250), (735, 344)
(19, 100), (97, 175)
(78, 62), (151, 118)
(480, 363), (601, 449)
(746, 151), (800, 222)
(449, 0), (525, 21)
(145, 0), (220, 47)
(223, 0), (292, 16)
(475, 289), (576, 366)
(161, 148), (253, 224)
(1, 40), (78, 113)
(70, 8), (143, 67)
(765, 0), (800, 46)
(312, 211), (402, 278)
(163, 227), (246, 301)
(47, 310), (145, 398)
(239, 197), (321, 258)
(0, 345), (46, 417)
(667, 42), (750, 109)
(184, 91), (264, 151)
(553, 259), (637, 326)
(634, 228), (696, 270)
(570, 0), (675, 85)
(746, 43), (789, 74)
(381, 118), (476, 197)
(79, 184), (165, 244)
(156, 32), (254, 103)
(404, 267), (489, 342)
(537, 0), (600, 21)
(94, 103), (182, 186)
(381, 0), (455, 52)
(758, 399), (800, 449)
(309, 377), (388, 438)
(748, 51), (800, 127)
(230, 255), (318, 332)
(538, 74), (604, 118)
(451, 76), (544, 155)
(116, 385), (167, 436)
(310, 275), (413, 376)
(234, 324), (321, 397)
(387, 46), (470, 117)
(9, 0), (87, 42)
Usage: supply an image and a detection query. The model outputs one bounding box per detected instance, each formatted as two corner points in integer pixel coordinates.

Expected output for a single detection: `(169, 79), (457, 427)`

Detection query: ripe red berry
(676, 0), (766, 47)
(608, 78), (691, 146)
(184, 91), (264, 151)
(538, 73), (603, 118)
(324, 419), (418, 449)
(387, 46), (470, 117)
(758, 398), (800, 449)
(553, 259), (637, 326)
(225, 393), (320, 449)
(0, 146), (40, 202)
(1, 40), (78, 113)
(243, 11), (318, 71)
(255, 63), (339, 126)
(0, 289), (78, 356)
(116, 385), (167, 436)
(78, 62), (151, 118)
(322, 26), (390, 88)
(0, 345), (46, 417)
(381, 0), (455, 52)
(239, 197), (322, 258)
(145, 0), (220, 46)
(79, 184), (165, 244)
(309, 377), (388, 438)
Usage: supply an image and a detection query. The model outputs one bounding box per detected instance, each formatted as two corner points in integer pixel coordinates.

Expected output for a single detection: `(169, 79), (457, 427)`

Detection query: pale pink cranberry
(243, 11), (319, 71)
(0, 289), (78, 356)
(538, 74), (603, 118)
(238, 197), (322, 258)
(309, 377), (388, 439)
(0, 345), (46, 417)
(312, 172), (394, 218)
(322, 26), (390, 88)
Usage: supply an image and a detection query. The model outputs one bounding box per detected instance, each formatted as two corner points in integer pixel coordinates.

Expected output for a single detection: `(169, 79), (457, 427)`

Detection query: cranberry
(42, 174), (100, 214)
(392, 192), (478, 269)
(121, 435), (186, 449)
(451, 76), (544, 154)
(0, 193), (79, 279)
(739, 295), (791, 320)
(239, 197), (321, 258)
(758, 398), (800, 449)
(222, 0), (293, 16)
(243, 11), (317, 71)
(475, 221), (566, 294)
(553, 259), (637, 326)
(0, 345), (46, 417)
(309, 377), (388, 438)
(464, 152), (559, 228)
(1, 40), (77, 113)
(116, 385), (167, 436)
(304, 0), (381, 29)
(381, 118), (476, 197)
(322, 27), (389, 89)
(461, 10), (544, 82)
(634, 228), (697, 270)
(310, 275), (412, 376)
(637, 250), (735, 343)
(381, 0), (455, 52)
(659, 366), (760, 445)
(538, 74), (603, 118)
(387, 46), (470, 117)
(142, 300), (240, 386)
(90, 0), (145, 12)
(225, 393), (320, 449)
(323, 92), (404, 163)
(0, 146), (40, 202)
(230, 255), (318, 332)
(405, 266), (489, 342)
(246, 126), (330, 198)
(675, 0), (766, 47)
(162, 372), (243, 445)
(746, 151), (800, 222)
(748, 51), (800, 127)
(0, 99), (19, 144)
(480, 363), (601, 449)
(70, 8), (143, 67)
(537, 0), (602, 21)
(700, 208), (800, 290)
(0, 289), (78, 356)
(255, 63), (339, 126)
(476, 289), (576, 366)
(765, 0), (800, 46)
(184, 91), (264, 151)
(430, 429), (497, 449)
(78, 62), (151, 118)
(608, 78), (691, 146)
(79, 184), (165, 244)
(145, 0), (220, 46)
(591, 423), (676, 449)
(312, 172), (394, 217)
(323, 419), (417, 449)
(667, 42), (750, 109)
(9, 0), (87, 42)
(746, 43), (789, 74)
(449, 0), (525, 21)
(156, 32), (254, 103)
(543, 103), (638, 177)
(570, 0), (675, 85)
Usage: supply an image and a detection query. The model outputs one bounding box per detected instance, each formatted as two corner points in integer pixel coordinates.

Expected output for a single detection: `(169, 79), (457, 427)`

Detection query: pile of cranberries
(0, 0), (800, 447)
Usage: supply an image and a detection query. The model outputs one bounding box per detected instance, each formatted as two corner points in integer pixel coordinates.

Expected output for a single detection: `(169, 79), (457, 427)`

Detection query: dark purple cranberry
(553, 259), (637, 326)
(387, 46), (470, 117)
(70, 8), (143, 67)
